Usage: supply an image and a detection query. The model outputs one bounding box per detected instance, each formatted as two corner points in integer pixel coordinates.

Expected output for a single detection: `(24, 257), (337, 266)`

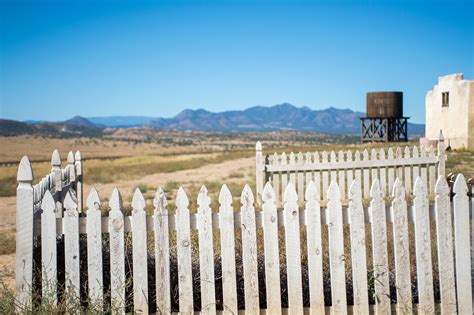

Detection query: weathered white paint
(131, 188), (149, 314)
(241, 185), (259, 313)
(284, 183), (304, 314)
(41, 190), (57, 307)
(153, 187), (170, 314)
(63, 191), (80, 302)
(86, 187), (103, 307)
(262, 182), (282, 315)
(109, 188), (125, 314)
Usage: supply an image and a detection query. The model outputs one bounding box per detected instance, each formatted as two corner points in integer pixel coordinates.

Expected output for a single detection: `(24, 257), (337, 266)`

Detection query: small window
(442, 92), (449, 107)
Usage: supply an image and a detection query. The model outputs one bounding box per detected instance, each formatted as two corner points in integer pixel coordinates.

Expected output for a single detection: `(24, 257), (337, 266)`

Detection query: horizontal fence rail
(255, 132), (446, 206)
(15, 152), (473, 313)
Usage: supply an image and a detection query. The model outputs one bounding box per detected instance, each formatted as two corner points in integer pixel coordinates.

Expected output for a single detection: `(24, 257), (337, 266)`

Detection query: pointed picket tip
(379, 148), (386, 159)
(305, 180), (318, 201)
(109, 188), (123, 210)
(272, 152), (279, 164)
(67, 151), (75, 164)
(241, 184), (255, 204)
(17, 156), (33, 182)
(64, 190), (78, 210)
(412, 146), (419, 157)
(51, 149), (61, 166)
(392, 178), (405, 198)
(370, 178), (382, 199)
(371, 148), (377, 159)
(41, 190), (56, 212)
(327, 179), (341, 199)
(153, 187), (167, 208)
(349, 179), (361, 197)
(413, 176), (425, 197)
(255, 141), (262, 151)
(435, 175), (449, 194)
(453, 173), (468, 194)
(284, 181), (298, 203)
(262, 182), (275, 202)
(75, 151), (82, 161)
(176, 186), (189, 207)
(219, 184), (232, 203)
(132, 187), (146, 210)
(87, 187), (101, 211)
(197, 185), (211, 207)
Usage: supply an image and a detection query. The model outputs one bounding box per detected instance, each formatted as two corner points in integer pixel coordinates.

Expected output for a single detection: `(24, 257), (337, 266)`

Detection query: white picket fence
(15, 150), (474, 313)
(255, 132), (446, 205)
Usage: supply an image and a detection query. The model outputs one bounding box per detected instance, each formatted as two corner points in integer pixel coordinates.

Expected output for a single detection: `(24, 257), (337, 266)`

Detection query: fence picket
(281, 153), (288, 198)
(153, 187), (170, 314)
(322, 151), (329, 202)
(363, 150), (370, 198)
(41, 190), (57, 306)
(348, 180), (369, 314)
(219, 185), (238, 314)
(387, 148), (395, 194)
(305, 152), (313, 197)
(241, 185), (259, 313)
(86, 188), (103, 307)
(413, 177), (434, 314)
(354, 151), (362, 200)
(305, 181), (325, 314)
(404, 147), (412, 194)
(420, 146), (428, 196)
(429, 146), (436, 195)
(327, 180), (347, 314)
(346, 150), (354, 198)
(273, 153), (280, 204)
(313, 152), (321, 201)
(379, 149), (387, 196)
(435, 176), (456, 314)
(176, 187), (193, 314)
(338, 150), (345, 198)
(370, 179), (390, 314)
(297, 152), (304, 203)
(75, 151), (83, 213)
(64, 191), (80, 302)
(412, 146), (420, 187)
(391, 179), (412, 313)
(330, 151), (337, 183)
(396, 147), (403, 181)
(109, 188), (125, 314)
(131, 188), (149, 313)
(371, 149), (378, 196)
(453, 174), (472, 314)
(289, 152), (296, 187)
(284, 183), (304, 313)
(197, 186), (216, 314)
(262, 183), (281, 314)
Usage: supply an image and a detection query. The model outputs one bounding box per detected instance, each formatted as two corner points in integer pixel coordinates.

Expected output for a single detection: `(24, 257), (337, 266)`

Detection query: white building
(425, 73), (474, 149)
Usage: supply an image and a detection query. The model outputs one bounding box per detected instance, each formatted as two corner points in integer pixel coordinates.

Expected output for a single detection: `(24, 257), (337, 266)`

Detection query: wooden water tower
(360, 91), (409, 142)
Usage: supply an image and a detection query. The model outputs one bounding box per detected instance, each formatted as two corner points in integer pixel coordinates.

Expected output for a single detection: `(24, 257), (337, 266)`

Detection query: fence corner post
(16, 156), (34, 311)
(256, 141), (263, 205)
(438, 130), (446, 177)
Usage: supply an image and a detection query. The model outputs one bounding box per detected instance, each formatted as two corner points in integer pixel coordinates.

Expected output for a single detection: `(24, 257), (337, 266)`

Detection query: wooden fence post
(67, 151), (75, 182)
(437, 130), (446, 177)
(75, 151), (83, 213)
(51, 149), (62, 218)
(256, 141), (263, 205)
(15, 156), (34, 311)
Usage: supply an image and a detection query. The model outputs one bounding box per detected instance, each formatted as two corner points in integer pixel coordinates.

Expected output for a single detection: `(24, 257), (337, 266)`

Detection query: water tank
(366, 92), (403, 118)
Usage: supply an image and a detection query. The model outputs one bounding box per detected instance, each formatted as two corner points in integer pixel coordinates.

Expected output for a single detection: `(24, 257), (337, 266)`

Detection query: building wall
(426, 73), (474, 149)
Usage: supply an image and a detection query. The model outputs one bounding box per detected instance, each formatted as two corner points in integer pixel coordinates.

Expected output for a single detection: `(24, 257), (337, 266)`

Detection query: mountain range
(1, 103), (425, 136)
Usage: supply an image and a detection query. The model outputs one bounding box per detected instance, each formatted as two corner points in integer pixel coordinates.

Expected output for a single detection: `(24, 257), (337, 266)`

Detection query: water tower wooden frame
(360, 91), (409, 142)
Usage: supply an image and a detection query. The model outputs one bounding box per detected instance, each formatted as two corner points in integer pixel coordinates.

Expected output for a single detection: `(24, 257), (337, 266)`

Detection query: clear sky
(1, 0), (472, 123)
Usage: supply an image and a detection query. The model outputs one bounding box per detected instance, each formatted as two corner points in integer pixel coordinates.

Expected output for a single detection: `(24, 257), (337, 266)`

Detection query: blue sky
(1, 0), (472, 123)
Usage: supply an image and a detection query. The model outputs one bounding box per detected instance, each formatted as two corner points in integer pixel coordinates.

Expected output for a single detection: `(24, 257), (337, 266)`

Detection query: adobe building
(425, 73), (474, 149)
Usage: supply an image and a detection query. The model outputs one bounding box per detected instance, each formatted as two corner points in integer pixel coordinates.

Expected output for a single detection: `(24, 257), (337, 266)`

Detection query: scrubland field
(0, 131), (473, 310)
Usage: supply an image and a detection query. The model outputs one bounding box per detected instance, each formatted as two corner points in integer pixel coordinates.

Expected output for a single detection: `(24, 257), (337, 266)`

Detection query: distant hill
(1, 103), (425, 136)
(0, 119), (103, 137)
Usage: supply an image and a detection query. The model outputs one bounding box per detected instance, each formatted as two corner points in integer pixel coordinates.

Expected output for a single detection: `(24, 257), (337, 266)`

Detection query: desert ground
(1, 132), (473, 295)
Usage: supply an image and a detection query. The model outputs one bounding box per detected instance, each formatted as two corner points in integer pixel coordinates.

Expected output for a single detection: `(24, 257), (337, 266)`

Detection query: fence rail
(15, 151), (473, 314)
(256, 132), (446, 205)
